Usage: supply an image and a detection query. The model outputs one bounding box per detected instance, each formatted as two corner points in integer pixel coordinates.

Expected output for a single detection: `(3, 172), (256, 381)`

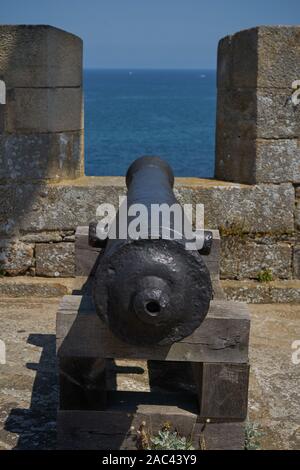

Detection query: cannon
(91, 156), (213, 345)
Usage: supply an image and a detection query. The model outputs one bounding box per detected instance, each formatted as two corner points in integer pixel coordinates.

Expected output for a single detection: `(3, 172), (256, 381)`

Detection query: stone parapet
(0, 177), (297, 280)
(215, 26), (300, 185)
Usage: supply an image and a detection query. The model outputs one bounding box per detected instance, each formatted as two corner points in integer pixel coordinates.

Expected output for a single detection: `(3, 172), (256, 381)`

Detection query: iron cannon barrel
(92, 156), (212, 345)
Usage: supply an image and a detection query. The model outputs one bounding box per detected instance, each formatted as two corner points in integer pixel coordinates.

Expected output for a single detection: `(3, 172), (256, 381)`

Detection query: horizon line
(83, 67), (216, 71)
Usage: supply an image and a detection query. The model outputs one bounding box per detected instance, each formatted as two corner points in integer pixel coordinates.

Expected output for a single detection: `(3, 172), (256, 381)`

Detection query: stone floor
(0, 297), (299, 450)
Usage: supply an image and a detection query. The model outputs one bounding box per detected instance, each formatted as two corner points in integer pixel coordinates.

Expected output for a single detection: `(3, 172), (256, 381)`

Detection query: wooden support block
(57, 403), (246, 450)
(193, 362), (250, 420)
(57, 295), (250, 363)
(59, 357), (107, 410)
(75, 226), (101, 276)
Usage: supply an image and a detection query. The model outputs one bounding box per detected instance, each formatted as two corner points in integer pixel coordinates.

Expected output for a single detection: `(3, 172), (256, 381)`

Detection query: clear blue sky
(1, 0), (299, 68)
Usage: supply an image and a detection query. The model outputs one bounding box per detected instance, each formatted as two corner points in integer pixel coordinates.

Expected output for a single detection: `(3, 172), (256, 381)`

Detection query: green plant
(0, 266), (6, 277)
(245, 422), (263, 450)
(137, 421), (194, 450)
(257, 269), (273, 283)
(150, 430), (194, 450)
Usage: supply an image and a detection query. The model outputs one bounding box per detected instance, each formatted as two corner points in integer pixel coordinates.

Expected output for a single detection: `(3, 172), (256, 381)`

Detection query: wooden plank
(193, 362), (249, 420)
(75, 226), (221, 277)
(57, 406), (245, 450)
(56, 295), (250, 363)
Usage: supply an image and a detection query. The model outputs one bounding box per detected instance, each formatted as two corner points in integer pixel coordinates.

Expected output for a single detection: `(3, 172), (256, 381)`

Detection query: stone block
(35, 243), (75, 277)
(0, 240), (33, 275)
(0, 131), (84, 181)
(218, 26), (300, 89)
(20, 232), (63, 243)
(2, 87), (83, 133)
(217, 88), (300, 141)
(220, 238), (292, 279)
(215, 136), (256, 184)
(216, 136), (300, 184)
(255, 139), (300, 183)
(293, 245), (300, 278)
(0, 25), (82, 87)
(295, 199), (300, 232)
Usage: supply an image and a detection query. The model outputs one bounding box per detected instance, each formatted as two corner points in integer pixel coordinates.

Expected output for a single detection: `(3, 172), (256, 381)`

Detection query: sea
(84, 69), (216, 178)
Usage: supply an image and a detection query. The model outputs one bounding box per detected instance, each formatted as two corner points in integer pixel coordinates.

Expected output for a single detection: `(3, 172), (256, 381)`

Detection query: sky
(1, 0), (300, 69)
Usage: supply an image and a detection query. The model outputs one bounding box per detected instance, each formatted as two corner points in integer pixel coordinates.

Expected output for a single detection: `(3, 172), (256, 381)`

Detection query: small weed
(257, 269), (273, 283)
(245, 421), (263, 450)
(0, 266), (6, 277)
(137, 421), (195, 450)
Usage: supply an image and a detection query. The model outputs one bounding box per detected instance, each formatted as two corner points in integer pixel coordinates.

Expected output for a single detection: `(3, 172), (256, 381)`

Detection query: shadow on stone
(4, 333), (58, 450)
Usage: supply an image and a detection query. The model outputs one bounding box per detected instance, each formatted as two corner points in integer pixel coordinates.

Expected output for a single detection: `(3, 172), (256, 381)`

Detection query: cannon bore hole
(146, 301), (161, 315)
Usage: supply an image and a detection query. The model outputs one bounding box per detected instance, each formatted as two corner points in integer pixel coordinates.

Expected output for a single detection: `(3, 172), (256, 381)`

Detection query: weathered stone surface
(255, 139), (300, 184)
(176, 181), (294, 234)
(0, 240), (33, 275)
(3, 88), (83, 133)
(218, 26), (300, 89)
(293, 245), (300, 278)
(216, 26), (300, 184)
(215, 135), (256, 184)
(222, 280), (271, 303)
(216, 35), (232, 90)
(222, 280), (300, 304)
(295, 199), (300, 232)
(217, 88), (300, 140)
(0, 298), (299, 449)
(0, 276), (87, 297)
(35, 243), (75, 277)
(0, 178), (294, 235)
(220, 238), (292, 279)
(216, 137), (300, 184)
(0, 131), (84, 181)
(257, 90), (300, 139)
(0, 276), (74, 297)
(248, 303), (300, 449)
(0, 25), (82, 87)
(20, 232), (63, 243)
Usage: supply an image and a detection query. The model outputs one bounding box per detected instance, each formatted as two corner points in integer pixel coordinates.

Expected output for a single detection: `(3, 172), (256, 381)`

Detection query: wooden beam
(57, 295), (250, 363)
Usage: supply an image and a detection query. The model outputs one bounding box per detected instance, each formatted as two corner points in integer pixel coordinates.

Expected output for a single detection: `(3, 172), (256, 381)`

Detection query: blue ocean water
(84, 69), (216, 177)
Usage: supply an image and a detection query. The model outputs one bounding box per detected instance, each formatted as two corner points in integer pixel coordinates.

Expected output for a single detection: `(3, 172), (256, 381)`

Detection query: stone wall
(0, 25), (299, 302)
(0, 177), (296, 283)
